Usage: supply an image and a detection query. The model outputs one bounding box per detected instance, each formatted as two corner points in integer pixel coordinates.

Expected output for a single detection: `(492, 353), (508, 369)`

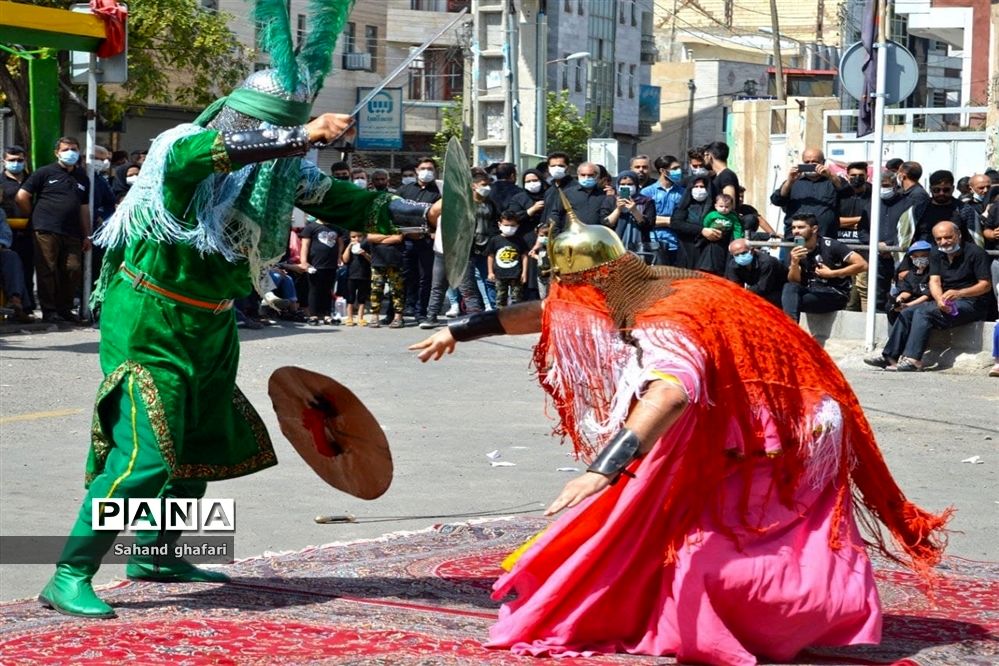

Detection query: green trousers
(59, 374), (207, 571)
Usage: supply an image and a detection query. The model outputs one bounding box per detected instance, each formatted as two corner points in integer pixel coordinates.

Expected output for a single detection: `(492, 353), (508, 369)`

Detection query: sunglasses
(930, 187), (953, 194)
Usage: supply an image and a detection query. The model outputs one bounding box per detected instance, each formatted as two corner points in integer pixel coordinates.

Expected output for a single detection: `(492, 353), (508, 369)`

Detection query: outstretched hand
(545, 472), (611, 516)
(409, 328), (457, 363)
(306, 113), (356, 146)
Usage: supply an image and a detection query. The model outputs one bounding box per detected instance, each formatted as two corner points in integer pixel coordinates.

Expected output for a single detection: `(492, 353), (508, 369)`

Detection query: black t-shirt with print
(20, 162), (90, 236)
(345, 240), (372, 280)
(486, 234), (528, 280)
(301, 221), (343, 269)
(786, 236), (856, 296)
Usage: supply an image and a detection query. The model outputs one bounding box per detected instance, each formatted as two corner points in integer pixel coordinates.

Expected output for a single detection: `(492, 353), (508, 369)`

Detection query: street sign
(587, 138), (619, 176)
(839, 40), (918, 106)
(355, 87), (403, 151)
(70, 4), (128, 85)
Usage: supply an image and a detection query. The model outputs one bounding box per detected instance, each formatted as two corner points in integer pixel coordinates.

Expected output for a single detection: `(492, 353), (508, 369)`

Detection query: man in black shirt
(866, 221), (992, 371)
(1, 145), (34, 311)
(542, 157), (614, 232)
(771, 147), (851, 239)
(724, 238), (787, 308)
(15, 136), (91, 323)
(914, 170), (976, 243)
(703, 141), (739, 203)
(782, 213), (867, 323)
(488, 162), (524, 215)
(396, 156), (440, 321)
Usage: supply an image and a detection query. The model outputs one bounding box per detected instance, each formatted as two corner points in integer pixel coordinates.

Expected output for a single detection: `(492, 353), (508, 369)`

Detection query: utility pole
(769, 0), (786, 100)
(685, 79), (696, 157)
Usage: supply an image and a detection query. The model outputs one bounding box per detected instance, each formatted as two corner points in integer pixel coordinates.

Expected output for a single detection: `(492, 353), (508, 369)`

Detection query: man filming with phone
(771, 148), (852, 240)
(781, 213), (867, 323)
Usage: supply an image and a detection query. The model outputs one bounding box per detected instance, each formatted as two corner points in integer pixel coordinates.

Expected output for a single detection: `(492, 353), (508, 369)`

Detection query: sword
(313, 7), (470, 150)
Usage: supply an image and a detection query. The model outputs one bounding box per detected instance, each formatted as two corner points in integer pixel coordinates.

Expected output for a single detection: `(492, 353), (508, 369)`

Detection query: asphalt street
(1, 320), (997, 601)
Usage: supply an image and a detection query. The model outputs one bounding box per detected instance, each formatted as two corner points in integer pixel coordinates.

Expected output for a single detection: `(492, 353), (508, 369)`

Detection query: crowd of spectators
(2, 139), (997, 377)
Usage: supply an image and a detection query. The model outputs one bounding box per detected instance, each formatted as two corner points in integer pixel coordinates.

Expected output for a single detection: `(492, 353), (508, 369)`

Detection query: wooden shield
(268, 366), (392, 500)
(441, 136), (476, 288)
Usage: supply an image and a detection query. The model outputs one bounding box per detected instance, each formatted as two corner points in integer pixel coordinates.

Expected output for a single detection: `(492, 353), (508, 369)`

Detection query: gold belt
(120, 264), (234, 314)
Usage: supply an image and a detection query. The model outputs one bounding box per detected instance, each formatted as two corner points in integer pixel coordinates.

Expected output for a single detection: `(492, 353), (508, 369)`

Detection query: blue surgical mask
(733, 252), (753, 267)
(5, 160), (24, 174)
(578, 176), (597, 189)
(879, 187), (896, 200)
(58, 149), (80, 166)
(668, 169), (682, 182)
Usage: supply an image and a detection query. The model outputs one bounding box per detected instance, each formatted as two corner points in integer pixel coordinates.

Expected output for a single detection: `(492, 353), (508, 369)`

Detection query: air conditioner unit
(343, 52), (372, 71)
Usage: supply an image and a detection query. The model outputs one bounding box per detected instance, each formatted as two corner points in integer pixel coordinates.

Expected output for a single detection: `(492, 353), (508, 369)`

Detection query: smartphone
(794, 236), (806, 248)
(618, 185), (633, 199)
(797, 163), (817, 173)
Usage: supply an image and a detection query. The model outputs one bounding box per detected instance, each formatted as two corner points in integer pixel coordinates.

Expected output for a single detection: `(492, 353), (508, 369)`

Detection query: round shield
(441, 136), (476, 288)
(268, 366), (393, 499)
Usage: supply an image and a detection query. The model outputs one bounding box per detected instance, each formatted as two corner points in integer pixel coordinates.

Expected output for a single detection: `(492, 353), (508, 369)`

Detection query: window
(561, 52), (569, 89)
(296, 14), (306, 48)
(631, 1), (638, 26)
(365, 25), (378, 71)
(564, 0), (572, 11)
(577, 0), (584, 15)
(574, 59), (583, 92)
(409, 50), (425, 99)
(344, 22), (356, 53)
(616, 63), (624, 96)
(200, 0), (218, 11)
(619, 3), (626, 23)
(628, 64), (636, 98)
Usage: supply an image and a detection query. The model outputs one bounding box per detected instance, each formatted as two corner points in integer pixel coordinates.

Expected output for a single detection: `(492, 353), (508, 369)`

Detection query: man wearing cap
(39, 3), (433, 620)
(411, 197), (947, 664)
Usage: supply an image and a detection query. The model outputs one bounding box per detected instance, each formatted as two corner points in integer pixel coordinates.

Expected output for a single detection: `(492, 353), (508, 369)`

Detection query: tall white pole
(82, 52), (97, 321)
(535, 7), (547, 157)
(863, 0), (889, 351)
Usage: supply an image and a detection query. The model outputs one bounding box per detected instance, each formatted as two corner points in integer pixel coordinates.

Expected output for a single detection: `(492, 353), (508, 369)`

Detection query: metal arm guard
(587, 428), (642, 483)
(448, 309), (505, 342)
(388, 198), (430, 229)
(222, 126), (311, 164)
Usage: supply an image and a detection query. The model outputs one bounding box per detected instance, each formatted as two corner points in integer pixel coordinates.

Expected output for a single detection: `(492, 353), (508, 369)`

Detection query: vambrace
(222, 126), (311, 164)
(448, 309), (505, 342)
(388, 198), (431, 228)
(587, 428), (642, 483)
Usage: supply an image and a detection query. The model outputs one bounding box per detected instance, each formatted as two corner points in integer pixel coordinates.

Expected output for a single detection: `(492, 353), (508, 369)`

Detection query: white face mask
(548, 165), (566, 180)
(476, 185), (491, 197)
(880, 187), (896, 200)
(524, 181), (542, 194)
(94, 158), (110, 172)
(691, 187), (708, 202)
(417, 169), (435, 183)
(126, 175), (138, 185)
(972, 191), (984, 202)
(911, 257), (929, 269)
(401, 176), (416, 186)
(353, 178), (367, 189)
(499, 224), (517, 237)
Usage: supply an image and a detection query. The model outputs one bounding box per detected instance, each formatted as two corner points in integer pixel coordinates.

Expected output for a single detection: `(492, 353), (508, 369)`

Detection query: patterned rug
(2, 518), (996, 665)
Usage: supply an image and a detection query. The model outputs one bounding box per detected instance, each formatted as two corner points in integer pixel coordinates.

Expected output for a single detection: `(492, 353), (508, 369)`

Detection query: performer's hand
(409, 328), (457, 362)
(306, 113), (356, 146)
(545, 472), (611, 516)
(427, 199), (442, 230)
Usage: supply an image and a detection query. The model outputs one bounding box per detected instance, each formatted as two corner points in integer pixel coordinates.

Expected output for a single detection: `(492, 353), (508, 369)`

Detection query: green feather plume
(254, 0), (299, 93)
(299, 0), (356, 92)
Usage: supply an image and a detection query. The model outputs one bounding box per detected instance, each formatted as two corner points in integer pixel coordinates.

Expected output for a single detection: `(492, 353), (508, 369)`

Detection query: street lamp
(536, 52), (591, 156)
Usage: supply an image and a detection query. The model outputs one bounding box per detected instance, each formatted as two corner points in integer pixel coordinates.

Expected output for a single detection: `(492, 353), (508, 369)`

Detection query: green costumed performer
(39, 0), (429, 618)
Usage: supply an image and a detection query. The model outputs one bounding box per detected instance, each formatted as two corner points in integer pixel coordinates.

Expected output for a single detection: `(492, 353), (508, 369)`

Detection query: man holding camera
(782, 213), (868, 323)
(771, 148), (852, 240)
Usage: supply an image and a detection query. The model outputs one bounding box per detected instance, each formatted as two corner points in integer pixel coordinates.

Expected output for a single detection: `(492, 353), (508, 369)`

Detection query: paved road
(1, 321), (996, 601)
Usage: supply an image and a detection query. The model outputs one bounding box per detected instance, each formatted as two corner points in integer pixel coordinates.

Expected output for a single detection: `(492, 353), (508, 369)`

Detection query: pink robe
(487, 331), (882, 665)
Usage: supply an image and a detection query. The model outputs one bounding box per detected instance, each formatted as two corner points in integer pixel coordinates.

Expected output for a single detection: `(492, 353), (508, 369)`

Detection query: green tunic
(88, 129), (394, 484)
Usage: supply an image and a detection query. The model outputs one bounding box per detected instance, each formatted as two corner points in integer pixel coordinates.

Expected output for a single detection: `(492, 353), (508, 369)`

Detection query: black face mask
(849, 175), (866, 187)
(334, 175), (350, 181)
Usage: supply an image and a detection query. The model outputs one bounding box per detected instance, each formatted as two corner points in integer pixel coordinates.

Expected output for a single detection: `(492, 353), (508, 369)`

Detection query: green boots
(38, 564), (116, 619)
(126, 558), (231, 583)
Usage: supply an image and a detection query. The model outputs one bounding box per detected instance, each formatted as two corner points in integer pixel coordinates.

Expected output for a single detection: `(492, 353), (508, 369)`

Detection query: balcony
(343, 51), (372, 71)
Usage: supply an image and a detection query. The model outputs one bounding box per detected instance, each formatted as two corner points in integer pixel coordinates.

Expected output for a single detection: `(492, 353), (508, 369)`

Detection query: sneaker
(444, 305), (460, 318)
(419, 318), (439, 330)
(863, 355), (893, 369)
(988, 363), (999, 378)
(263, 291), (291, 311)
(894, 357), (923, 372)
(389, 317), (404, 329)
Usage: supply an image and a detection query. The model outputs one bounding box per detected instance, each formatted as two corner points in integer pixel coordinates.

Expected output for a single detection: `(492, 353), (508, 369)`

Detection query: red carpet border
(1, 517), (996, 665)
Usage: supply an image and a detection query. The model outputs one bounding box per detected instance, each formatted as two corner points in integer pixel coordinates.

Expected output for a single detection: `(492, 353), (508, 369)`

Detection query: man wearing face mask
(88, 146), (117, 299)
(350, 166), (368, 190)
(16, 136), (91, 324)
(967, 174), (991, 218)
(329, 161), (351, 181)
(724, 238), (787, 308)
(866, 221), (992, 371)
(1, 145), (34, 313)
(770, 147), (850, 240)
(640, 154), (685, 266)
(684, 146), (710, 186)
(396, 156), (441, 322)
(543, 159), (615, 233)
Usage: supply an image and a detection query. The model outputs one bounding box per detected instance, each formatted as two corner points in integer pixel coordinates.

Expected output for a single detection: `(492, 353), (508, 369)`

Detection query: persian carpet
(1, 517), (996, 665)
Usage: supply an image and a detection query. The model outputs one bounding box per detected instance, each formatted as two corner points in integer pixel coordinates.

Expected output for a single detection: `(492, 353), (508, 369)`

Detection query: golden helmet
(549, 189), (627, 276)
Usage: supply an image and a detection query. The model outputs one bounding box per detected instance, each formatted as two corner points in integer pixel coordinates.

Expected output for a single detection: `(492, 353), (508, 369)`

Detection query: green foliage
(431, 94), (464, 164)
(545, 90), (591, 163)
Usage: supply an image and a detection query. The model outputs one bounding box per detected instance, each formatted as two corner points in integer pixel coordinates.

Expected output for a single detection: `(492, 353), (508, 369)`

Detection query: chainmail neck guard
(554, 253), (705, 329)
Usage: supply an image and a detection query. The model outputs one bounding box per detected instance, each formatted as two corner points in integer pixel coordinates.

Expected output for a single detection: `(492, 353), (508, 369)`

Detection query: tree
(0, 0), (247, 154)
(430, 94), (464, 165)
(545, 90), (591, 164)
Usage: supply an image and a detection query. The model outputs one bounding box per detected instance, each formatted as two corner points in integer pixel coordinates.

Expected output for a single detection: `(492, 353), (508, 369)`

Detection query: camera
(797, 163), (817, 173)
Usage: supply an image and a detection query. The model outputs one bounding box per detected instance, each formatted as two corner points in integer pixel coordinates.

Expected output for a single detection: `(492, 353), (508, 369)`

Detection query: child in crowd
(486, 211), (528, 307)
(367, 229), (406, 328)
(341, 230), (372, 326)
(888, 240), (932, 324)
(702, 193), (744, 238)
(528, 224), (552, 299)
(298, 215), (344, 326)
(697, 193), (744, 275)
